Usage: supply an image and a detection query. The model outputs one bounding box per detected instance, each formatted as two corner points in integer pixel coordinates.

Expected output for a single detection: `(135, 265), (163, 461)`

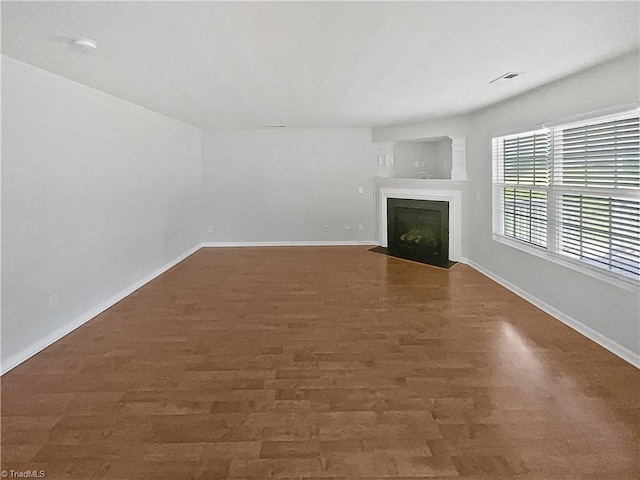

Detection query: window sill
(492, 234), (640, 292)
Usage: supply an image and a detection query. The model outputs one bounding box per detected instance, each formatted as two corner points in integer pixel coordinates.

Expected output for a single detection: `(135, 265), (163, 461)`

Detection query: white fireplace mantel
(376, 179), (467, 262)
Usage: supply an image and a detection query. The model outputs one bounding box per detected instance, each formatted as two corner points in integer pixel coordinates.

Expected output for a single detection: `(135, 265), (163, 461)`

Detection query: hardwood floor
(1, 246), (638, 479)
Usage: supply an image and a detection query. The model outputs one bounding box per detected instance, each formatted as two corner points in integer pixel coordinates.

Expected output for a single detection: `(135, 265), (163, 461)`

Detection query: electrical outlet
(48, 293), (59, 309)
(207, 225), (213, 233)
(358, 224), (364, 232)
(358, 186), (364, 194)
(344, 224), (351, 231)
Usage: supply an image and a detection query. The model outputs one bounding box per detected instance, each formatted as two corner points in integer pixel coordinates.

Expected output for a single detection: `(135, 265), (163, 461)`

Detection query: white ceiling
(2, 1), (638, 130)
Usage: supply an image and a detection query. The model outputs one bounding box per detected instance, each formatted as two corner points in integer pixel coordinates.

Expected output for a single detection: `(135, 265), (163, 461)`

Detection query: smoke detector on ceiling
(489, 72), (523, 84)
(72, 37), (99, 53)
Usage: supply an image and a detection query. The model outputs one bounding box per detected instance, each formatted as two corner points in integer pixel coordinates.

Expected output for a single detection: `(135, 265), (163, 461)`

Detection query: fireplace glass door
(387, 198), (450, 267)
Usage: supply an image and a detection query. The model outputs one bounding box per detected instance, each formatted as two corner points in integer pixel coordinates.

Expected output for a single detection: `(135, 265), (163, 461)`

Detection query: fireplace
(376, 183), (465, 265)
(386, 198), (451, 267)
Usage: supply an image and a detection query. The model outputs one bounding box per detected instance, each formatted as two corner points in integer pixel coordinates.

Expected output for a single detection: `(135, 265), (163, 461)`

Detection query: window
(493, 109), (640, 283)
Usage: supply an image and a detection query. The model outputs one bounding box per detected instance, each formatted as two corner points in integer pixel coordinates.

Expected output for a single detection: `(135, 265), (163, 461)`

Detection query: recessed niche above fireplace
(392, 138), (452, 179)
(375, 137), (467, 181)
(386, 198), (453, 268)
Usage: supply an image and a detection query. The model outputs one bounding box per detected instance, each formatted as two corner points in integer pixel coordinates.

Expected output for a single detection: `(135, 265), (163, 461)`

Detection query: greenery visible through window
(493, 109), (640, 281)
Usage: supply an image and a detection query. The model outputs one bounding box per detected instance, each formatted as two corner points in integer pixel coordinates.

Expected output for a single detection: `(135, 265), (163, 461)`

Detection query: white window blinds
(550, 113), (640, 278)
(493, 109), (640, 281)
(493, 129), (549, 248)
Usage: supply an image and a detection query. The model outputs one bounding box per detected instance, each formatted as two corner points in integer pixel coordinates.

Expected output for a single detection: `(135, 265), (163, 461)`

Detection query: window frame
(492, 108), (640, 291)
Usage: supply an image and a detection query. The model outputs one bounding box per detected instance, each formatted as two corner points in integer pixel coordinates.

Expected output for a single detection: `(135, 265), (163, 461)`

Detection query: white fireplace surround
(379, 187), (463, 262)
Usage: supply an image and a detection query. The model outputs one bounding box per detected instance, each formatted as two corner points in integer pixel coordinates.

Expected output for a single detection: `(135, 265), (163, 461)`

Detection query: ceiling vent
(489, 72), (523, 84)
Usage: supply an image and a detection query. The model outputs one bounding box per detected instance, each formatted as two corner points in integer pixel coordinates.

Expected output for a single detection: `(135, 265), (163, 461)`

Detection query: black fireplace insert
(386, 198), (452, 268)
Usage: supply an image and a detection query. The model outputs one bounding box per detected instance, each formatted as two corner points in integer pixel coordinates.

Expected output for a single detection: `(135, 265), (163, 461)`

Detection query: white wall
(1, 56), (202, 369)
(201, 129), (375, 243)
(465, 53), (640, 362)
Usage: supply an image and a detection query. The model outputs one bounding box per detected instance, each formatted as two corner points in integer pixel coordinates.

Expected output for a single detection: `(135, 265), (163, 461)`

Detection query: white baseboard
(201, 241), (379, 247)
(1, 244), (201, 375)
(467, 260), (640, 369)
